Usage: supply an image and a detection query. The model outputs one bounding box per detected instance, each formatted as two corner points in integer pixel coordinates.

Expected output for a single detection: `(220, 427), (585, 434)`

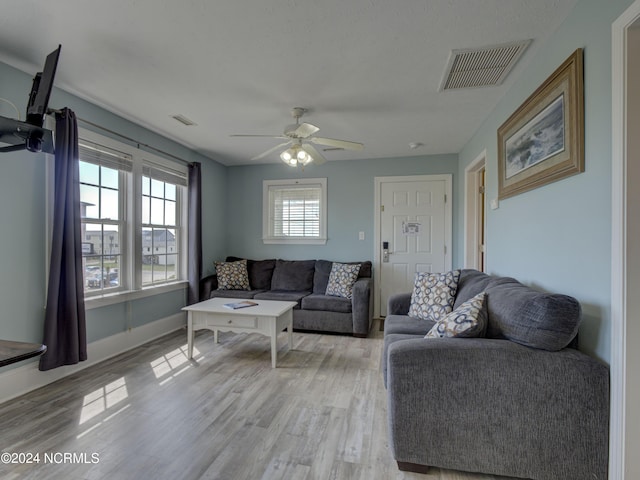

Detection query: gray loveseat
(383, 269), (609, 480)
(200, 257), (373, 337)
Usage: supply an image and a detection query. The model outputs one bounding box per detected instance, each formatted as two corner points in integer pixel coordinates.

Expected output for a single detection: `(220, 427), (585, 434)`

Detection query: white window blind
(78, 140), (133, 172)
(263, 178), (327, 245)
(142, 160), (187, 186)
(271, 186), (320, 237)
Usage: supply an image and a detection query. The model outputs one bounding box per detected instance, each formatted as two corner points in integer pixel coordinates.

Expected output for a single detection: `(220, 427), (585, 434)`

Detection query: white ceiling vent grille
(439, 40), (532, 91)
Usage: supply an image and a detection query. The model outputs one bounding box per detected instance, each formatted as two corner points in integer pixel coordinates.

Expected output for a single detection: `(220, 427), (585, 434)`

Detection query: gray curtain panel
(187, 162), (202, 304)
(39, 108), (87, 371)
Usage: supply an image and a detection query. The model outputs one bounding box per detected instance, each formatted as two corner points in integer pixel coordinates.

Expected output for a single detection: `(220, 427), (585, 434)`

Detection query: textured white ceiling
(0, 0), (578, 166)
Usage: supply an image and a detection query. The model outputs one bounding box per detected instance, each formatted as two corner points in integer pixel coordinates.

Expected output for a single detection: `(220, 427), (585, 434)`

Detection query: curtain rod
(47, 108), (194, 167)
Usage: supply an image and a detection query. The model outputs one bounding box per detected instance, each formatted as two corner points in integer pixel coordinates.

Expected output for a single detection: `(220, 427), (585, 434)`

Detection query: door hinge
(381, 205), (385, 212)
(444, 245), (447, 255)
(479, 185), (485, 194)
(444, 194), (447, 203)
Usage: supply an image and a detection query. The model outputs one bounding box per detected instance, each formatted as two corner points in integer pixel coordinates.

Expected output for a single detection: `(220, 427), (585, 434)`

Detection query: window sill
(84, 281), (188, 310)
(262, 237), (327, 245)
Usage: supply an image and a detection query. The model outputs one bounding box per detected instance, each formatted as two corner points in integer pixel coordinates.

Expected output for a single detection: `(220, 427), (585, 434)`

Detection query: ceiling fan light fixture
(280, 145), (312, 167)
(280, 148), (297, 166)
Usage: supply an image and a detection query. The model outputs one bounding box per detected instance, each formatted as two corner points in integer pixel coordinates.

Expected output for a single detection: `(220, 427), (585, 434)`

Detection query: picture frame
(498, 49), (584, 200)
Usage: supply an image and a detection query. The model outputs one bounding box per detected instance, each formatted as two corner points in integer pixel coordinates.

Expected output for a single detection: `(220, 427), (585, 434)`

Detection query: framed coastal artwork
(498, 49), (584, 200)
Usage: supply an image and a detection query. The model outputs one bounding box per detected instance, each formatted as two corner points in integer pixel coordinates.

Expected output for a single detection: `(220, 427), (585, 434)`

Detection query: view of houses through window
(142, 176), (178, 286)
(80, 157), (124, 294)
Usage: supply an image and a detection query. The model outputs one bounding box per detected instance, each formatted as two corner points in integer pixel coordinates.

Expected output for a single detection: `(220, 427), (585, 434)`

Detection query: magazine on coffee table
(223, 300), (259, 310)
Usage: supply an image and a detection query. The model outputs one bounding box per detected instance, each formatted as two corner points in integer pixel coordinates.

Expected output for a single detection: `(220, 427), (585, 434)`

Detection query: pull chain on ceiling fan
(230, 107), (364, 166)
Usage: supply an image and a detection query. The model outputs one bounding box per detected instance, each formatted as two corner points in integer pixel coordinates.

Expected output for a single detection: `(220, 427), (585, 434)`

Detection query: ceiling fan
(230, 107), (364, 166)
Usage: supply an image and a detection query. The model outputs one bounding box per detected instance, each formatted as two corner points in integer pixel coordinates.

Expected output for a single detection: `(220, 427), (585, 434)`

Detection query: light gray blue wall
(223, 154), (458, 266)
(457, 0), (635, 363)
(0, 60), (227, 351)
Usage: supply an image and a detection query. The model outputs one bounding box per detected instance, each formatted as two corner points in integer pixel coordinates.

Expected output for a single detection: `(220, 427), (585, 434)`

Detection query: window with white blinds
(263, 178), (327, 244)
(65, 128), (189, 301)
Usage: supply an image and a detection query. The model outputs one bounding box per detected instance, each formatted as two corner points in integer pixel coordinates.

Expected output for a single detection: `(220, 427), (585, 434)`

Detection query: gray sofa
(383, 269), (609, 480)
(200, 257), (373, 337)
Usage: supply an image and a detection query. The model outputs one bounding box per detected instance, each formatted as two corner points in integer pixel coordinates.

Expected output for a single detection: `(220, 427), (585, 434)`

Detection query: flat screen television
(26, 44), (61, 128)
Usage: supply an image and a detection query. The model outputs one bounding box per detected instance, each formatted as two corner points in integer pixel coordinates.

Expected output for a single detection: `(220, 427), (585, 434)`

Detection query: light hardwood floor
(0, 320), (518, 480)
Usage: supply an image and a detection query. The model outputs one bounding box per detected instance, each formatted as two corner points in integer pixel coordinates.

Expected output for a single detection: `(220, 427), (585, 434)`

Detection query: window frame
(140, 168), (184, 287)
(78, 136), (133, 299)
(262, 178), (327, 245)
(47, 128), (189, 308)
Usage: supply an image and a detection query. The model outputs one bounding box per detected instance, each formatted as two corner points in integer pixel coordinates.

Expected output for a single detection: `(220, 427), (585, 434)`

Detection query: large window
(79, 140), (130, 295)
(141, 163), (186, 286)
(73, 130), (188, 300)
(263, 178), (327, 244)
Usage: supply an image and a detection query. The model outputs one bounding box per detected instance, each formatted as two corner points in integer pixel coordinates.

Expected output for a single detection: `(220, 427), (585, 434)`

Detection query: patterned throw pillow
(408, 270), (461, 321)
(425, 292), (487, 338)
(326, 263), (361, 299)
(215, 259), (250, 290)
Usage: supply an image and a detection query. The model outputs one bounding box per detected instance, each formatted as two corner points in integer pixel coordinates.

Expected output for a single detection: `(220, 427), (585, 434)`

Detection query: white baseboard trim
(0, 312), (186, 405)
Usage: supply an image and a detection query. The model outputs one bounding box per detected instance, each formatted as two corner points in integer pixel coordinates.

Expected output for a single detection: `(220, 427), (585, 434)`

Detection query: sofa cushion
(426, 292), (487, 338)
(453, 269), (493, 309)
(302, 294), (352, 314)
(253, 290), (311, 308)
(209, 289), (265, 299)
(326, 262), (361, 299)
(384, 314), (434, 336)
(248, 259), (276, 290)
(485, 279), (581, 351)
(226, 256), (276, 290)
(215, 259), (250, 290)
(408, 270), (461, 321)
(313, 260), (334, 294)
(270, 260), (316, 291)
(358, 261), (372, 278)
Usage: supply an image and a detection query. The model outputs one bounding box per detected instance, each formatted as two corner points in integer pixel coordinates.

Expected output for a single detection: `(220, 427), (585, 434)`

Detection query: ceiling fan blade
(251, 142), (291, 161)
(288, 122), (320, 138)
(310, 137), (364, 150)
(301, 143), (326, 165)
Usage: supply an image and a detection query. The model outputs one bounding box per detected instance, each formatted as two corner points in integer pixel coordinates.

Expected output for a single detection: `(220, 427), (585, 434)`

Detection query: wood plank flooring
(0, 320), (518, 480)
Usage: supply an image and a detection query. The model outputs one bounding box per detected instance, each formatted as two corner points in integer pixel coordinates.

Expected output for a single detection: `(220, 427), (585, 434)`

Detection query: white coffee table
(182, 298), (297, 368)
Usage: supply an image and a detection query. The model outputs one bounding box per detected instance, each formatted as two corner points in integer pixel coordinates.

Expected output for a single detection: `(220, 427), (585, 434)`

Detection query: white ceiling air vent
(439, 39), (532, 91)
(171, 114), (197, 126)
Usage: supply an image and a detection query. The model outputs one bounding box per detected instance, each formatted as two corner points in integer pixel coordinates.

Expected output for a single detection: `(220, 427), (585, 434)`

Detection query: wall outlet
(490, 199), (499, 210)
(359, 231), (365, 240)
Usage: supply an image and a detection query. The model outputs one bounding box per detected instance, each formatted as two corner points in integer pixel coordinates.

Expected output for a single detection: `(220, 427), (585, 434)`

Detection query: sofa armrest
(386, 338), (609, 479)
(351, 278), (373, 336)
(199, 274), (218, 300)
(388, 292), (411, 315)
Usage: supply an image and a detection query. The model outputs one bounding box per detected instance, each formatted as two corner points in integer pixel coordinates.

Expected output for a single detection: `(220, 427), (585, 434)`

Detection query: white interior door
(376, 175), (452, 316)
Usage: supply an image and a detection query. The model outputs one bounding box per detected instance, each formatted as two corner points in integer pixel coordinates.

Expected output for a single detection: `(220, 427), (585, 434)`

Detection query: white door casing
(611, 3), (640, 479)
(464, 150), (487, 270)
(374, 175), (452, 317)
